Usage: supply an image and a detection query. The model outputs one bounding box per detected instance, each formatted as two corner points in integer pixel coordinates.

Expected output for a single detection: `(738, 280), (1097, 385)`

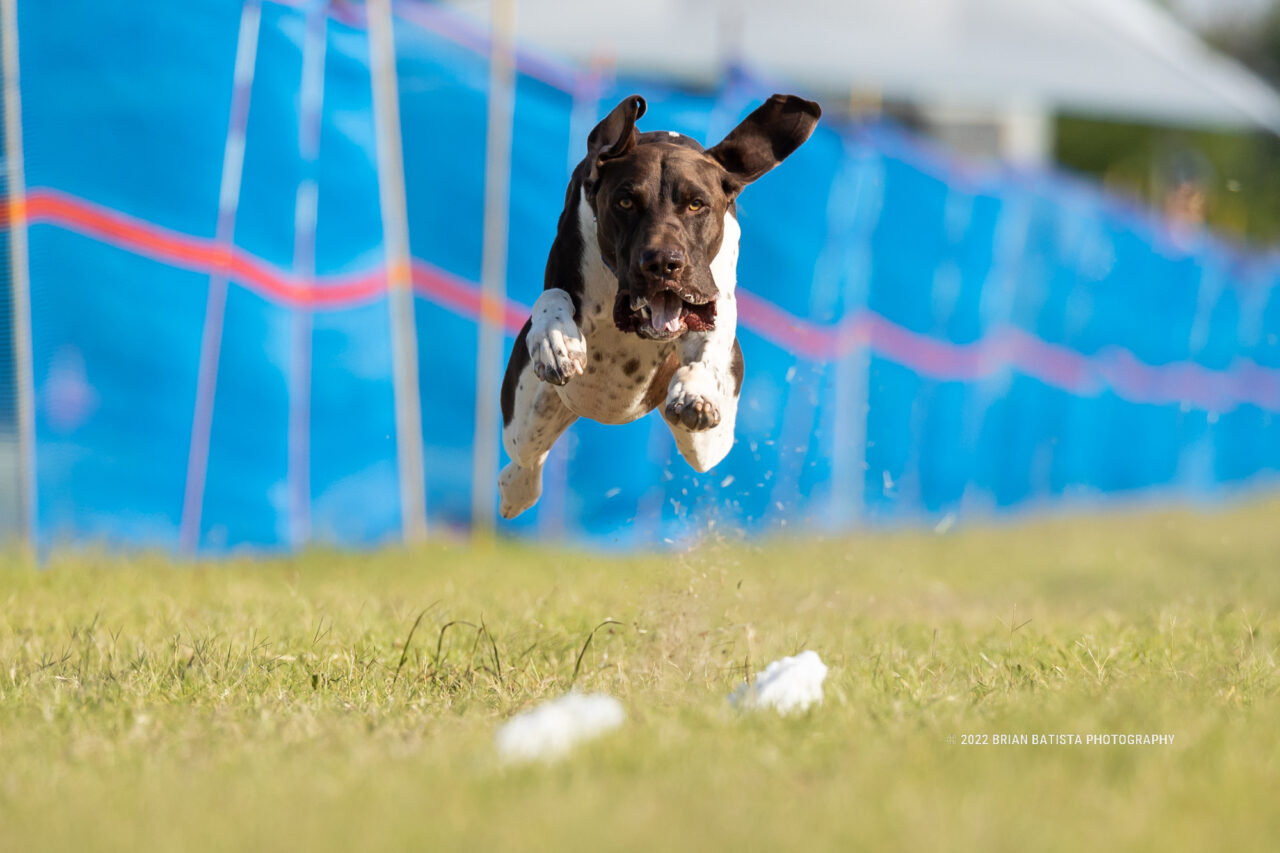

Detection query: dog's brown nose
(640, 248), (685, 279)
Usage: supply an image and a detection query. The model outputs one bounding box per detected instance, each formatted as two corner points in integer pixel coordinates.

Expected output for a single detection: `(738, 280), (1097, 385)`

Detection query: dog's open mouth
(613, 288), (716, 339)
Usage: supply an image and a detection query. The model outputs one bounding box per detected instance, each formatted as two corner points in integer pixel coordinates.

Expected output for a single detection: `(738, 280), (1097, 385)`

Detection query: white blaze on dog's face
(581, 94), (822, 342)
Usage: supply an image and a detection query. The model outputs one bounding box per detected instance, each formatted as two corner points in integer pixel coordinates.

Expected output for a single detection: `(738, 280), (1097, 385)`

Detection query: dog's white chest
(554, 325), (670, 425)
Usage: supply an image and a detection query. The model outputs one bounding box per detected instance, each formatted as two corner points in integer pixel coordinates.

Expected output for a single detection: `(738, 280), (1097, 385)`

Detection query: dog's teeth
(631, 295), (648, 311)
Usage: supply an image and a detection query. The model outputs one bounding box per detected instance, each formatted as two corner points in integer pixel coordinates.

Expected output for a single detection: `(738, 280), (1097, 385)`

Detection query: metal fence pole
(2, 0), (34, 551)
(178, 0), (262, 555)
(470, 0), (516, 538)
(368, 0), (428, 544)
(288, 0), (327, 550)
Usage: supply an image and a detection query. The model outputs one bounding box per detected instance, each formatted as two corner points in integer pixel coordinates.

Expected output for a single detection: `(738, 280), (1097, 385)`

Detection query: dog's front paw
(665, 364), (724, 431)
(665, 389), (721, 431)
(528, 324), (587, 386)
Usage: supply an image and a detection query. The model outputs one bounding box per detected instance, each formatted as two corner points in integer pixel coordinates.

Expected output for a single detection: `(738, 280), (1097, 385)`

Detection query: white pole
(179, 0), (262, 555)
(368, 0), (428, 543)
(2, 0), (34, 550)
(470, 0), (516, 538)
(288, 0), (327, 549)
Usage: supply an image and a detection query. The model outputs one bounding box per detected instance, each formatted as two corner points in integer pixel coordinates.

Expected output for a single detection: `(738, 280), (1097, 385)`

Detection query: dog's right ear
(586, 95), (646, 183)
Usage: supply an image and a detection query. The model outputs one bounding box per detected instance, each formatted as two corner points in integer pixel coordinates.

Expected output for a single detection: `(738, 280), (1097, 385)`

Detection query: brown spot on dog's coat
(622, 357), (640, 376)
(642, 352), (680, 412)
(500, 320), (533, 426)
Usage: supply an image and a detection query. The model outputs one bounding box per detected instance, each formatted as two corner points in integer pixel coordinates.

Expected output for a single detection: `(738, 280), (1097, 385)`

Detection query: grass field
(3, 500), (1279, 852)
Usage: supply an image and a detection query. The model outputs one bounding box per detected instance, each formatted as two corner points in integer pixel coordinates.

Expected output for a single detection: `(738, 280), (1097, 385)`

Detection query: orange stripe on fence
(13, 187), (1280, 411)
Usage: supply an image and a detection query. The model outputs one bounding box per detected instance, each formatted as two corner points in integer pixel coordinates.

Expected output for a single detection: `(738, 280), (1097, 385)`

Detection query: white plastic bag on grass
(730, 650), (828, 714)
(496, 692), (625, 763)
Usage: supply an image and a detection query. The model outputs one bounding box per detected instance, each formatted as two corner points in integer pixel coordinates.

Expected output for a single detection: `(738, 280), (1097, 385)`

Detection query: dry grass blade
(571, 619), (622, 684)
(434, 620), (479, 667)
(392, 601), (439, 686)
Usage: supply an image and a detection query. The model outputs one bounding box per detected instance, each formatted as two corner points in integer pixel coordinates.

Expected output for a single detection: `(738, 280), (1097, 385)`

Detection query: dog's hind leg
(499, 323), (578, 519)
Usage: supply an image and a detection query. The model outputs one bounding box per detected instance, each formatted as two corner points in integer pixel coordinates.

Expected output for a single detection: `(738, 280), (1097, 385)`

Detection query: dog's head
(583, 94), (821, 341)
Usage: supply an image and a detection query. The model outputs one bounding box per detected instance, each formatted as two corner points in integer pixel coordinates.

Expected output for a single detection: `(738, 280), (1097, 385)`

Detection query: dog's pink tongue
(650, 291), (683, 334)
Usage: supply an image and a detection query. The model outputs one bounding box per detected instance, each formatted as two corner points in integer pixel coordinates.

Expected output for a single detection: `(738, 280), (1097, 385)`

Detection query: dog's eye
(616, 197), (633, 210)
(687, 200), (705, 212)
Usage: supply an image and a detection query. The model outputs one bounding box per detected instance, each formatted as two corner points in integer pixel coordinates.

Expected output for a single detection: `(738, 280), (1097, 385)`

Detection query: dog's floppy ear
(706, 94), (821, 192)
(587, 95), (646, 181)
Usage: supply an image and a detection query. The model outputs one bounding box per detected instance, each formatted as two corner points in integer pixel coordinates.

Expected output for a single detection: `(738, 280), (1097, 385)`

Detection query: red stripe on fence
(15, 190), (386, 306)
(7, 188), (1280, 411)
(13, 189), (517, 320)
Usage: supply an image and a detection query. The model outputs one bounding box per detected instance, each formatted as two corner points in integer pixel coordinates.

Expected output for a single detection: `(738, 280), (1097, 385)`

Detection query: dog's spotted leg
(527, 288), (587, 386)
(664, 329), (744, 473)
(662, 214), (743, 473)
(499, 376), (577, 519)
(500, 322), (579, 519)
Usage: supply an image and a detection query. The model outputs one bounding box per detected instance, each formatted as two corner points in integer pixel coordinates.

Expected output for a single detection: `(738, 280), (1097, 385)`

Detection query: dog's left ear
(587, 94), (646, 182)
(706, 94), (821, 193)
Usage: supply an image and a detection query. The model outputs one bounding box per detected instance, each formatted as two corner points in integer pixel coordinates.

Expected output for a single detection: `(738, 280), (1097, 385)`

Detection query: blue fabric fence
(6, 0), (1279, 552)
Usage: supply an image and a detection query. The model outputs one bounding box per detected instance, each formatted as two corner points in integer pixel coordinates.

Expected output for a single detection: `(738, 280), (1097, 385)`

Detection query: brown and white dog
(498, 93), (821, 519)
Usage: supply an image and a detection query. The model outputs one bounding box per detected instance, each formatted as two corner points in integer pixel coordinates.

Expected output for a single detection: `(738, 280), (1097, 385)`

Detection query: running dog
(498, 93), (821, 518)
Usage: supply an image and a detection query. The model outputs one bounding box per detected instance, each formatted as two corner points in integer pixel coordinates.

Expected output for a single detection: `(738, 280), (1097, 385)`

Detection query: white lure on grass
(496, 692), (625, 763)
(731, 650), (828, 714)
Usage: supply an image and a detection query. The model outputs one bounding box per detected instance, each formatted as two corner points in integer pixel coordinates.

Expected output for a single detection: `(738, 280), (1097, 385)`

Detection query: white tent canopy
(445, 0), (1280, 134)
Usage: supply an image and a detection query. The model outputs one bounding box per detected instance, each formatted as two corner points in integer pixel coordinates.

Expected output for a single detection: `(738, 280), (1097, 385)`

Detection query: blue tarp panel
(9, 0), (1280, 551)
